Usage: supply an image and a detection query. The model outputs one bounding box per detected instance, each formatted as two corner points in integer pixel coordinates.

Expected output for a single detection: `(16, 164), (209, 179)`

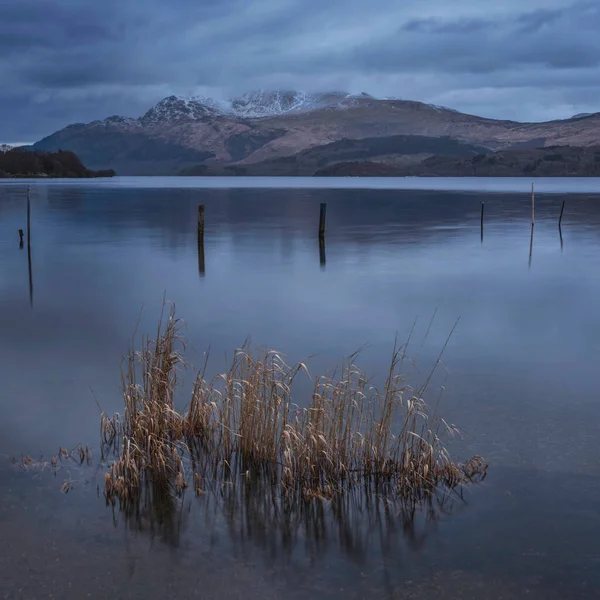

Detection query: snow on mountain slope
(140, 91), (463, 124)
(227, 90), (349, 118)
(82, 90), (408, 130)
(0, 144), (13, 153)
(140, 91), (376, 124)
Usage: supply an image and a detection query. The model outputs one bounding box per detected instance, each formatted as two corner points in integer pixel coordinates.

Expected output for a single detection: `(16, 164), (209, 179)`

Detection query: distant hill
(314, 145), (600, 177)
(30, 90), (600, 175)
(0, 148), (116, 178)
(313, 162), (405, 177)
(179, 135), (490, 176)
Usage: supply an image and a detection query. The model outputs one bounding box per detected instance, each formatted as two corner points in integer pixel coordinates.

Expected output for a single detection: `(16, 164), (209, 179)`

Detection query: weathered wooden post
(198, 205), (205, 242)
(480, 202), (484, 242)
(319, 203), (327, 238)
(197, 205), (205, 277)
(559, 200), (565, 227)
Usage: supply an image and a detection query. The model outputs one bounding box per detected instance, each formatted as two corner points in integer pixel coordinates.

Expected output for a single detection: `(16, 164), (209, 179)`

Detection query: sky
(2, 0), (600, 143)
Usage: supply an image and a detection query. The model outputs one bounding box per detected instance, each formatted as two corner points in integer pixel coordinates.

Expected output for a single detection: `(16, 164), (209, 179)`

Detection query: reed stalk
(102, 306), (486, 508)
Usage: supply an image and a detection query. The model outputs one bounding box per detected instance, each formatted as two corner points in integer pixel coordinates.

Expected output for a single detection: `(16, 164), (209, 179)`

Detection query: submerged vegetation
(100, 306), (486, 513)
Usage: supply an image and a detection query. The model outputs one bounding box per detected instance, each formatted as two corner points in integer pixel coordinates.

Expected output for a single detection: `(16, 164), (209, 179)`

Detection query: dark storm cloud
(353, 4), (600, 74)
(394, 4), (600, 72)
(0, 1), (122, 52)
(2, 0), (600, 141)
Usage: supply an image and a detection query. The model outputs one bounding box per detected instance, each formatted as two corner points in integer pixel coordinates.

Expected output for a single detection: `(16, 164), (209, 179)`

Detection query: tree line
(0, 148), (116, 178)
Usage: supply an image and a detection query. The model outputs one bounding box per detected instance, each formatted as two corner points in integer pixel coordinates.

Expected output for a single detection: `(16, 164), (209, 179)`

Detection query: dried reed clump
(18, 444), (93, 472)
(17, 444), (93, 494)
(102, 306), (486, 508)
(102, 306), (188, 505)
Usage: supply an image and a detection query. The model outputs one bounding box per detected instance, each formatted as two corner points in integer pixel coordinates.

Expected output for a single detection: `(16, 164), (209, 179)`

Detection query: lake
(1, 177), (600, 599)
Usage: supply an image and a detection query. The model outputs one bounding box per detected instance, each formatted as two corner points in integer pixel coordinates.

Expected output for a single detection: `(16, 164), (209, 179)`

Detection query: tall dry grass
(102, 305), (486, 509)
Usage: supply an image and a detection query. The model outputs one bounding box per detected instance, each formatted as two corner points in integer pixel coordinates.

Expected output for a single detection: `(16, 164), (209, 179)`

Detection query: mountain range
(29, 90), (600, 176)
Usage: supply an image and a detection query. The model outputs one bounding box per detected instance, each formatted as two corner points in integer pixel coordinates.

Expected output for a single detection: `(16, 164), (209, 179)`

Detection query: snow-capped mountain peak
(46, 91), (465, 133)
(140, 95), (222, 127)
(136, 90), (380, 126)
(186, 90), (357, 119)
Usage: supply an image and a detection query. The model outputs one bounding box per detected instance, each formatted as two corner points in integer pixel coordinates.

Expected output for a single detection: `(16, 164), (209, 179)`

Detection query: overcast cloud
(1, 0), (600, 142)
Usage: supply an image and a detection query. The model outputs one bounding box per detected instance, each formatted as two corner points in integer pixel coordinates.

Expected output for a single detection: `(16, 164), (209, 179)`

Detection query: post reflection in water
(319, 235), (326, 269)
(27, 241), (33, 308)
(528, 224), (534, 268)
(198, 236), (205, 278)
(26, 188), (33, 308)
(559, 224), (564, 253)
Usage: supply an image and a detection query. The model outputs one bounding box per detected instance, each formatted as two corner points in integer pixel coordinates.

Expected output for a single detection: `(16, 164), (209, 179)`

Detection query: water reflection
(7, 185), (598, 250)
(215, 481), (464, 563)
(198, 236), (205, 277)
(319, 235), (326, 269)
(3, 461), (600, 599)
(27, 241), (34, 309)
(480, 201), (484, 244)
(559, 224), (564, 252)
(2, 181), (600, 598)
(529, 224), (534, 268)
(108, 483), (190, 550)
(107, 471), (465, 561)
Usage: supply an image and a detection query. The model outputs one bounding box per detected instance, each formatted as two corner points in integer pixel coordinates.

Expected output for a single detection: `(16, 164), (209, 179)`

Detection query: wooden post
(197, 204), (205, 277)
(319, 203), (327, 238)
(559, 200), (565, 227)
(198, 205), (205, 242)
(531, 183), (535, 226)
(480, 202), (484, 242)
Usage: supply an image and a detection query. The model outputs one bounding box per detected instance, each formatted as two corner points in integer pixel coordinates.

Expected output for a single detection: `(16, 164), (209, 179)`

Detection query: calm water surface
(1, 177), (600, 599)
